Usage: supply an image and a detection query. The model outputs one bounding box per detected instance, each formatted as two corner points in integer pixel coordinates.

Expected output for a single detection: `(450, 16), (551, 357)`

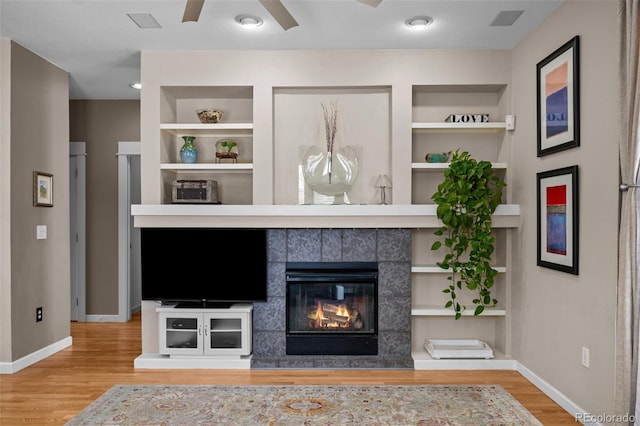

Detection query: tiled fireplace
(252, 229), (413, 369)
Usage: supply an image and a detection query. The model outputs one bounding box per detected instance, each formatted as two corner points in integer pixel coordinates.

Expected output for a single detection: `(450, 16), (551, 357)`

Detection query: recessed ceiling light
(405, 15), (434, 30)
(235, 14), (263, 29)
(130, 83), (142, 90)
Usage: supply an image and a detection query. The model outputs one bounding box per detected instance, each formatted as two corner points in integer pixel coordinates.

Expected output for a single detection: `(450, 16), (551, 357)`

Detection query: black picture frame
(536, 36), (580, 157)
(536, 165), (579, 274)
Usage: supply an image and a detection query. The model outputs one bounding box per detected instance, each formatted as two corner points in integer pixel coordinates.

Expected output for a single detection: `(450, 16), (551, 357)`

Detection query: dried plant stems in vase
(321, 100), (338, 183)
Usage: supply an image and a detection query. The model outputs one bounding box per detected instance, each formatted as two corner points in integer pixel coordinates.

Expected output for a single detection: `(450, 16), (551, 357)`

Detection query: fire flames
(307, 301), (363, 330)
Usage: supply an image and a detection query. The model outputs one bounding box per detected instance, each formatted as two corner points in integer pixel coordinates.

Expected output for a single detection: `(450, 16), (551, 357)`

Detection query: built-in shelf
(412, 122), (507, 132)
(160, 123), (253, 137)
(411, 265), (506, 274)
(160, 163), (253, 172)
(411, 162), (507, 170)
(131, 204), (520, 229)
(411, 305), (507, 316)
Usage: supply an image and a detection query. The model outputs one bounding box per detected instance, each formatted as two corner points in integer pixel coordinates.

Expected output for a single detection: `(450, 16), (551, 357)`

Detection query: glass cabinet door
(159, 313), (203, 355)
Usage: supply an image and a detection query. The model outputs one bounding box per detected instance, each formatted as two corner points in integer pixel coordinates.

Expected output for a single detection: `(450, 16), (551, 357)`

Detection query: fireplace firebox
(286, 262), (378, 355)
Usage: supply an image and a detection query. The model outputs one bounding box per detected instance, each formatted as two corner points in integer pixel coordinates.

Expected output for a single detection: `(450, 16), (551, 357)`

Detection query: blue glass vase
(180, 136), (198, 163)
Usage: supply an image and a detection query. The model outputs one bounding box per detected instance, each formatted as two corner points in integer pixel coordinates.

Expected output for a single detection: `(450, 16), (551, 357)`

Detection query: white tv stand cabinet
(134, 304), (253, 369)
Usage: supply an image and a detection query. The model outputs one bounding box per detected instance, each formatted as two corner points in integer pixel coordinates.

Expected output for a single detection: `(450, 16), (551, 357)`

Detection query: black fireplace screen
(286, 262), (378, 355)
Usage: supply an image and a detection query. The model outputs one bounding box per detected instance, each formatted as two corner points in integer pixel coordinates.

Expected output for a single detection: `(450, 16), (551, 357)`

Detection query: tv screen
(141, 228), (268, 307)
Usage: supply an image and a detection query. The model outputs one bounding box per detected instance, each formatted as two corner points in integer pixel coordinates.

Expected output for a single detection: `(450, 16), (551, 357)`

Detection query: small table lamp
(375, 174), (392, 205)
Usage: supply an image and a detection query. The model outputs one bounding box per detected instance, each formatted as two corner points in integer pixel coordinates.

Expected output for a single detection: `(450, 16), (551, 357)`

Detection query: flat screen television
(141, 228), (268, 308)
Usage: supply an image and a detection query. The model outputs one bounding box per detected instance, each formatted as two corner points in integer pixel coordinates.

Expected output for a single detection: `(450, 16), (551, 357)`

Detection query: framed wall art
(33, 171), (53, 207)
(536, 36), (580, 157)
(537, 165), (579, 274)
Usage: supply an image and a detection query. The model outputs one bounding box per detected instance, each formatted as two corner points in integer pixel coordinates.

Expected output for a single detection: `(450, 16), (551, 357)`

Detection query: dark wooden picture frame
(536, 36), (580, 157)
(33, 171), (53, 207)
(537, 165), (579, 274)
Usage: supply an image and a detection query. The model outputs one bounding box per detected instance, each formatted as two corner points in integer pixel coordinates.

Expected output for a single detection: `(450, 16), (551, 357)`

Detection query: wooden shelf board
(411, 305), (506, 316)
(412, 350), (515, 370)
(160, 163), (253, 172)
(412, 162), (507, 170)
(132, 204), (520, 229)
(412, 122), (507, 133)
(411, 265), (506, 274)
(160, 123), (253, 137)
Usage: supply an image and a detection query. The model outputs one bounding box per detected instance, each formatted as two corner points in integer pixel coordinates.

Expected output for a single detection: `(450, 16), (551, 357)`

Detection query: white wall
(510, 0), (619, 417)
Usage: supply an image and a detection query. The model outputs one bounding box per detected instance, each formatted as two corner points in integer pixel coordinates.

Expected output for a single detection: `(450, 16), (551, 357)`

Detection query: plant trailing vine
(430, 150), (506, 319)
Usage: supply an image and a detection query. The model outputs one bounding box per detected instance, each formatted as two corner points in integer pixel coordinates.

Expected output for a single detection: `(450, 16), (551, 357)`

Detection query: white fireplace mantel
(131, 204), (520, 229)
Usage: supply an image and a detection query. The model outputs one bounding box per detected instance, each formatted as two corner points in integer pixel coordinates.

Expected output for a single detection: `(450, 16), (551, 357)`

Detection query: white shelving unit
(410, 84), (514, 369)
(135, 55), (522, 370)
(158, 86), (255, 205)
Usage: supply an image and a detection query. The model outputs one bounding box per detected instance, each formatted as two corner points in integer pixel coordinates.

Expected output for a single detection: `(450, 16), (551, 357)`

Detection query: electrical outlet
(36, 307), (43, 322)
(581, 346), (590, 368)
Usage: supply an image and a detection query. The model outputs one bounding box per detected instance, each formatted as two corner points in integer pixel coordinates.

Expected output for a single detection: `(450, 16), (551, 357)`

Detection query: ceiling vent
(127, 13), (162, 29)
(490, 10), (524, 27)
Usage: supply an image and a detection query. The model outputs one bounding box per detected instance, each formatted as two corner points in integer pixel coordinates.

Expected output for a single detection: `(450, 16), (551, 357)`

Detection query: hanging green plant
(430, 150), (506, 319)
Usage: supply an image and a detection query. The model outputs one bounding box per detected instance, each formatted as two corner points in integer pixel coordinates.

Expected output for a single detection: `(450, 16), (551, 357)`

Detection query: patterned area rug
(67, 384), (542, 425)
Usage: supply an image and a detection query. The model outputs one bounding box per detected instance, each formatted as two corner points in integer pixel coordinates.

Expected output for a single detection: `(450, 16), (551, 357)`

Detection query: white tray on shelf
(424, 339), (494, 359)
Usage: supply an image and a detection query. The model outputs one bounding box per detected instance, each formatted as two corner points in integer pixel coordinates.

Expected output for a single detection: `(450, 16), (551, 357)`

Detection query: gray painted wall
(511, 1), (619, 416)
(69, 100), (140, 315)
(5, 41), (70, 361)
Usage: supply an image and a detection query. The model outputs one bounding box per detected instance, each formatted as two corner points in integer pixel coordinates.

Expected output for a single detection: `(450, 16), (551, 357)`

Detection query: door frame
(69, 141), (86, 322)
(117, 141), (140, 322)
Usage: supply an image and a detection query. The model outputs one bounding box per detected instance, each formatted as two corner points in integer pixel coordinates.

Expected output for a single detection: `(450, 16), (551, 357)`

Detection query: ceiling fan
(182, 0), (382, 31)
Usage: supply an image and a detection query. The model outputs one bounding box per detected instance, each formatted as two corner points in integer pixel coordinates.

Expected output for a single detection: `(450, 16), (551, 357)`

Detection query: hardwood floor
(0, 313), (574, 425)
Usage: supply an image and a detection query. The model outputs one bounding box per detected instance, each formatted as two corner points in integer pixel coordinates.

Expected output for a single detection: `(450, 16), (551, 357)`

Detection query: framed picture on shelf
(536, 36), (580, 157)
(33, 171), (53, 207)
(537, 165), (579, 274)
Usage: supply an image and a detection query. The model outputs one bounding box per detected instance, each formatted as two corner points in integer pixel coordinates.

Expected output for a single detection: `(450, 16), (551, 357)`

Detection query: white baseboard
(0, 336), (72, 374)
(85, 314), (123, 322)
(516, 361), (598, 426)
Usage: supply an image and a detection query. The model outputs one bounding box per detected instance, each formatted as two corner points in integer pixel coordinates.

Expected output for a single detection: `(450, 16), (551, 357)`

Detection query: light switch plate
(36, 225), (47, 240)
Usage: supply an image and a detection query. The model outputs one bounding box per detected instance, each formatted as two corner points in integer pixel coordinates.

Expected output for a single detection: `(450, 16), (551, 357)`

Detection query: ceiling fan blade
(259, 0), (299, 31)
(182, 0), (205, 22)
(358, 0), (382, 7)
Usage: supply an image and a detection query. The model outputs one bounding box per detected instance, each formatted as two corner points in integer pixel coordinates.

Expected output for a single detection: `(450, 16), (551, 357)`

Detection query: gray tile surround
(252, 229), (413, 369)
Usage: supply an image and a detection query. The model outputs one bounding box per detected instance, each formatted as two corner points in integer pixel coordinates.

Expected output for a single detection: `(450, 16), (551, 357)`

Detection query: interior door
(69, 142), (86, 321)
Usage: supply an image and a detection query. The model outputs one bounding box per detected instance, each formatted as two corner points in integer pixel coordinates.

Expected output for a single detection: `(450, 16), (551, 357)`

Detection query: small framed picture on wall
(33, 171), (53, 207)
(537, 165), (579, 274)
(536, 36), (580, 157)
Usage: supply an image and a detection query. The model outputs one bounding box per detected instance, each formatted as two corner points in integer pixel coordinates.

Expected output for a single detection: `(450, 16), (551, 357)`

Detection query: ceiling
(0, 0), (562, 100)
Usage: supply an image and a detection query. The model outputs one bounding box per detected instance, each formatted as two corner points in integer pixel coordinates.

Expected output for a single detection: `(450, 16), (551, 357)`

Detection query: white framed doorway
(117, 142), (141, 322)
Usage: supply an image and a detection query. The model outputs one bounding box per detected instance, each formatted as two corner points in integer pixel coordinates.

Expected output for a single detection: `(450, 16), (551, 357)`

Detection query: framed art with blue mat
(536, 36), (580, 157)
(537, 165), (579, 274)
